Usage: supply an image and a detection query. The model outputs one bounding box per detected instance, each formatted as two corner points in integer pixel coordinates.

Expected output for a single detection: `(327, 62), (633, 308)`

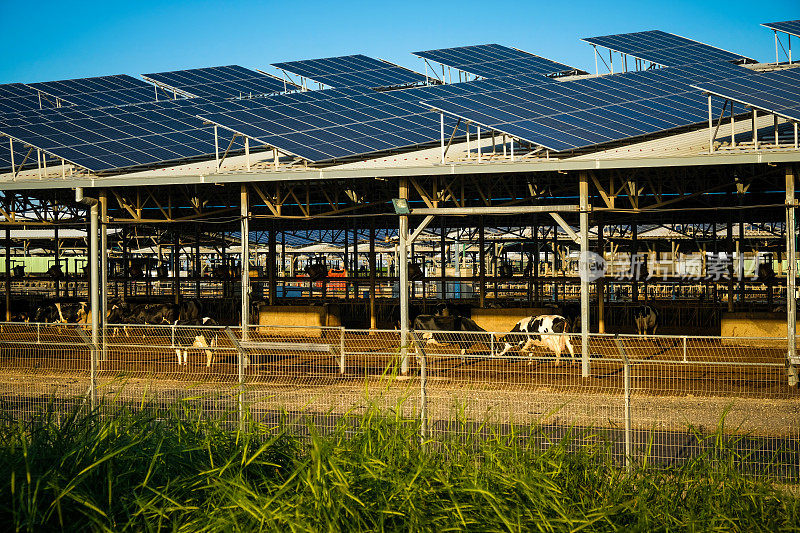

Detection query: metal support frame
(399, 178), (410, 375)
(786, 165), (798, 386)
(579, 172), (590, 377)
(4, 226), (9, 321)
(753, 109), (759, 150)
(369, 220), (376, 329)
(479, 220), (486, 307)
(550, 212), (581, 244)
(241, 185), (250, 342)
(89, 201), (99, 408)
(597, 215), (605, 334)
(99, 190), (108, 360)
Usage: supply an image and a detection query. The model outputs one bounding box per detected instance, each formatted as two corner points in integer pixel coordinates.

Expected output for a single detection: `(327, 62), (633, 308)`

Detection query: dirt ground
(0, 328), (797, 438)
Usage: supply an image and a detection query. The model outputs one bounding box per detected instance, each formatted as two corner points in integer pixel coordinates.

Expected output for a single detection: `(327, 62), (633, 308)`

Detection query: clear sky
(0, 0), (797, 84)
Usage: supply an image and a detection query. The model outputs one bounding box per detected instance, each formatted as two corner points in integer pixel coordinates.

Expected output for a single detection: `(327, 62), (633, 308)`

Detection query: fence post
(411, 332), (428, 446)
(613, 335), (632, 472)
(224, 327), (246, 431)
(682, 336), (688, 363)
(339, 327), (346, 374)
(75, 326), (98, 411)
(36, 323), (40, 344)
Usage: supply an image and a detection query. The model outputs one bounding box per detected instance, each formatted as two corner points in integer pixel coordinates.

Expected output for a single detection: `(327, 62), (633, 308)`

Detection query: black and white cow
(107, 298), (204, 335)
(412, 315), (492, 357)
(32, 301), (88, 324)
(634, 305), (658, 336)
(497, 315), (575, 365)
(174, 317), (219, 367)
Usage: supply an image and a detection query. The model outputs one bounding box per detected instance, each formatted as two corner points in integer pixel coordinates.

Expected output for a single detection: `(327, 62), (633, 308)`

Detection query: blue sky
(0, 0), (797, 84)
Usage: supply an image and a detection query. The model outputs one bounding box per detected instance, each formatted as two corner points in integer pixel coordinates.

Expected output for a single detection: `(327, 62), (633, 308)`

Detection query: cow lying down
(496, 315), (575, 365)
(174, 317), (219, 367)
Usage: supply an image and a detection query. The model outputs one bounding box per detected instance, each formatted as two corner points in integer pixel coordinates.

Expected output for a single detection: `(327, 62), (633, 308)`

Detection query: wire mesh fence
(0, 322), (796, 479)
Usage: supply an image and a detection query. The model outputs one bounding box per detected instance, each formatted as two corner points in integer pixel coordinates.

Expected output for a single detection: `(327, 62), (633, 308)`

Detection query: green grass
(0, 402), (797, 532)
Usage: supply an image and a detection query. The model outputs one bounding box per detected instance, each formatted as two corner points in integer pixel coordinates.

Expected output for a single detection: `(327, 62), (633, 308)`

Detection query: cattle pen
(1, 25), (800, 480)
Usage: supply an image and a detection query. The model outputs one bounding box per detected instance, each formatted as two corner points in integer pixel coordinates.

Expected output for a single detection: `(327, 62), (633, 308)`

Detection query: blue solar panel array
(272, 55), (428, 89)
(413, 44), (582, 79)
(423, 63), (754, 152)
(0, 87), (366, 172)
(197, 72), (564, 162)
(0, 84), (50, 169)
(582, 30), (754, 67)
(0, 38), (773, 175)
(142, 65), (293, 99)
(27, 75), (159, 108)
(692, 68), (800, 122)
(0, 83), (44, 114)
(762, 20), (800, 38)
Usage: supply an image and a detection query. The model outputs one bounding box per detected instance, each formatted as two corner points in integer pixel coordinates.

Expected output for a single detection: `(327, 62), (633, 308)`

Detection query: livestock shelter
(1, 26), (799, 476)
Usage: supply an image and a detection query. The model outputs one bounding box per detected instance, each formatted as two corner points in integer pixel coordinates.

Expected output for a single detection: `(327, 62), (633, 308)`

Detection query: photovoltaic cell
(423, 63), (754, 152)
(692, 67), (800, 122)
(26, 75), (159, 108)
(413, 44), (583, 79)
(272, 55), (428, 89)
(0, 83), (44, 114)
(196, 72), (565, 162)
(0, 84), (51, 170)
(0, 87), (369, 172)
(582, 30), (754, 67)
(142, 65), (294, 99)
(762, 20), (800, 38)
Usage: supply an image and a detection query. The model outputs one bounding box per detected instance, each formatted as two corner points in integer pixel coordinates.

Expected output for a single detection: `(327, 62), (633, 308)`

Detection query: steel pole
(241, 185), (250, 342)
(5, 226), (10, 322)
(787, 165), (798, 386)
(579, 172), (590, 378)
(99, 190), (108, 360)
(399, 178), (410, 374)
(89, 202), (99, 408)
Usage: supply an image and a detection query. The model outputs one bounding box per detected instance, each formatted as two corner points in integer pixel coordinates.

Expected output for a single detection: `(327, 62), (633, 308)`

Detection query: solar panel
(423, 63), (754, 152)
(0, 87), (371, 172)
(0, 83), (50, 170)
(272, 55), (428, 89)
(692, 68), (800, 123)
(142, 65), (294, 99)
(582, 30), (754, 67)
(0, 83), (45, 114)
(413, 44), (582, 79)
(762, 20), (800, 38)
(26, 74), (159, 108)
(196, 72), (569, 163)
